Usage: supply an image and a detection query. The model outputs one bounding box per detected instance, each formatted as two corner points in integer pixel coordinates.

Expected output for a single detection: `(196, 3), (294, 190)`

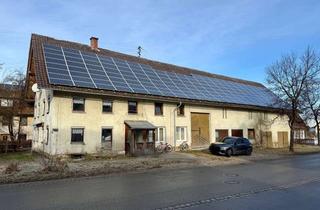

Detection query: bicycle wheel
(166, 144), (173, 152)
(156, 145), (163, 153)
(181, 143), (189, 151)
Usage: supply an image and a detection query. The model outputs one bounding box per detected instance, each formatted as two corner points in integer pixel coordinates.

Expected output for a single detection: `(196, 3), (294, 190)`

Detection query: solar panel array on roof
(43, 44), (276, 107)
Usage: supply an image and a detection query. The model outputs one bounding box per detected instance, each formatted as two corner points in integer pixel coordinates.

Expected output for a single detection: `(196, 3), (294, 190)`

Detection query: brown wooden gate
(191, 113), (210, 148)
(278, 131), (289, 148)
(262, 131), (273, 148)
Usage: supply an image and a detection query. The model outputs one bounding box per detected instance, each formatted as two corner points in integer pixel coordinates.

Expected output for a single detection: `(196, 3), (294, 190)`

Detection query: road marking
(155, 177), (320, 210)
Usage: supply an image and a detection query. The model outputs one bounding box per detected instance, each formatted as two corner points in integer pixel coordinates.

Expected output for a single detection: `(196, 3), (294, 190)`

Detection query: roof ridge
(31, 33), (264, 88)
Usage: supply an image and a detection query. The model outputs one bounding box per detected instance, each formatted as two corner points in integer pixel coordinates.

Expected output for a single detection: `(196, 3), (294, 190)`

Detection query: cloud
(0, 0), (320, 82)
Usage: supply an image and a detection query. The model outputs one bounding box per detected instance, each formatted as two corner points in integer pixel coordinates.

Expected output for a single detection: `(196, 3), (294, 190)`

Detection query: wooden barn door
(191, 113), (210, 148)
(278, 131), (289, 148)
(262, 131), (273, 148)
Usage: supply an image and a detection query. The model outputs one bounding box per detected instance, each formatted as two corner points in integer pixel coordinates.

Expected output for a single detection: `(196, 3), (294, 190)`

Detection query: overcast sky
(0, 0), (320, 83)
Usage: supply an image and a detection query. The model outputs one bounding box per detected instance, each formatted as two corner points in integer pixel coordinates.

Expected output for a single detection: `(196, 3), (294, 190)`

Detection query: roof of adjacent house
(27, 34), (280, 111)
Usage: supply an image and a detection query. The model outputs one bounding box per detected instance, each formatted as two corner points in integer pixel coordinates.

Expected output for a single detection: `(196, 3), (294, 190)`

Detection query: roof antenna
(137, 46), (143, 57)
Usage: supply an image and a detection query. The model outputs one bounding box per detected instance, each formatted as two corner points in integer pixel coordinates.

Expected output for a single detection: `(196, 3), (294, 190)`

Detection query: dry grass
(254, 144), (320, 155)
(40, 156), (68, 173)
(0, 152), (36, 162)
(5, 162), (20, 174)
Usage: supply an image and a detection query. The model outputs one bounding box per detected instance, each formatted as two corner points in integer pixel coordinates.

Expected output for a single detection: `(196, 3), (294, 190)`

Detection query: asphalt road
(1, 153), (320, 210)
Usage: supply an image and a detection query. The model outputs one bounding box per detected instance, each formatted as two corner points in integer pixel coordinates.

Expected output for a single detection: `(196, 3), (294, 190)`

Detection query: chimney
(90, 37), (99, 50)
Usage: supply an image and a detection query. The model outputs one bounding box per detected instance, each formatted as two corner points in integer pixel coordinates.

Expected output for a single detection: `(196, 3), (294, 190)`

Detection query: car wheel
(226, 149), (232, 157)
(246, 148), (252, 156)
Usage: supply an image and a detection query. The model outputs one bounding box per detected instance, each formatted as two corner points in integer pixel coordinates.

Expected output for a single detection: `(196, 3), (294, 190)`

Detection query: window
(248, 111), (253, 119)
(294, 130), (305, 139)
(0, 99), (13, 107)
(101, 128), (112, 142)
(102, 100), (113, 113)
(71, 128), (84, 143)
(147, 130), (154, 143)
(155, 127), (166, 143)
(177, 104), (184, 116)
(20, 117), (27, 126)
(176, 126), (187, 141)
(222, 108), (227, 119)
(263, 112), (268, 120)
(73, 98), (85, 112)
(128, 101), (137, 114)
(155, 103), (163, 115)
(215, 129), (228, 142)
(3, 136), (8, 141)
(248, 129), (255, 139)
(231, 129), (243, 137)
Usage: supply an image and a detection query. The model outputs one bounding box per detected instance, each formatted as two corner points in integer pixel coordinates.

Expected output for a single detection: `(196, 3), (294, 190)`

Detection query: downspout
(173, 101), (182, 150)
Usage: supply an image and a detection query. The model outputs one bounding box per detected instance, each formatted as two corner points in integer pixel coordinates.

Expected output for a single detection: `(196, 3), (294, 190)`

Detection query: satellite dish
(31, 83), (40, 92)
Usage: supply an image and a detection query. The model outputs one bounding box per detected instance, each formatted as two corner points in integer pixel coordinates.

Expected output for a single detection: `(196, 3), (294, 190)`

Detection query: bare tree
(0, 69), (26, 153)
(266, 47), (320, 152)
(302, 70), (320, 145)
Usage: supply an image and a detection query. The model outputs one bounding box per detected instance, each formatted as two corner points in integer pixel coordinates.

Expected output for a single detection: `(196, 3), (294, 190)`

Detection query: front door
(191, 113), (210, 148)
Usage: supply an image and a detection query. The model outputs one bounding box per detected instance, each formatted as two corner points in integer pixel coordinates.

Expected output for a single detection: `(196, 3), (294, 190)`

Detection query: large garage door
(278, 131), (289, 148)
(191, 113), (210, 148)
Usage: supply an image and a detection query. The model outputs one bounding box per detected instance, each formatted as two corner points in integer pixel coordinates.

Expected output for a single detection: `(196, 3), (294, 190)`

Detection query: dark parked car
(209, 137), (253, 157)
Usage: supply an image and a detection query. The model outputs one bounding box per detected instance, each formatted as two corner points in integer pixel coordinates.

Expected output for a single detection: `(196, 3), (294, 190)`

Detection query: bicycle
(179, 141), (189, 151)
(156, 142), (173, 153)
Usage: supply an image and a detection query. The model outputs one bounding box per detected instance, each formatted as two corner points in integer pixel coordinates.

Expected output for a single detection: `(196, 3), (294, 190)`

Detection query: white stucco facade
(32, 88), (291, 155)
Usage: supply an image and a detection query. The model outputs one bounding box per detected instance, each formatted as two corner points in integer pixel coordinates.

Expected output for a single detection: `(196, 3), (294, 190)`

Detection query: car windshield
(222, 138), (236, 144)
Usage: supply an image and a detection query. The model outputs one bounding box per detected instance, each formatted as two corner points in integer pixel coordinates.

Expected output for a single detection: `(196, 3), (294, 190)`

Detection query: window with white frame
(294, 129), (305, 139)
(73, 98), (85, 112)
(71, 128), (84, 143)
(176, 127), (187, 141)
(155, 127), (166, 143)
(102, 100), (113, 113)
(101, 128), (112, 142)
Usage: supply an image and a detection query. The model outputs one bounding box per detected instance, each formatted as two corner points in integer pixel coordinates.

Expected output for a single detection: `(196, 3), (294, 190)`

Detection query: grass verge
(0, 151), (36, 161)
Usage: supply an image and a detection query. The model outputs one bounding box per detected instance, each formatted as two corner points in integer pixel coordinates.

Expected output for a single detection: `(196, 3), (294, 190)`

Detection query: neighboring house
(26, 34), (290, 156)
(0, 84), (34, 142)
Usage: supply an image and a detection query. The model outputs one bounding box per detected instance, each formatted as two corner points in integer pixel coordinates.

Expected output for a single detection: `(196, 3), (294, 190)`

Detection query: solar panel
(43, 43), (277, 108)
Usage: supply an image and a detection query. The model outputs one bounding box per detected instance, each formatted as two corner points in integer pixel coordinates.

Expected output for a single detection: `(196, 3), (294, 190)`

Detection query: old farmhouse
(25, 34), (290, 155)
